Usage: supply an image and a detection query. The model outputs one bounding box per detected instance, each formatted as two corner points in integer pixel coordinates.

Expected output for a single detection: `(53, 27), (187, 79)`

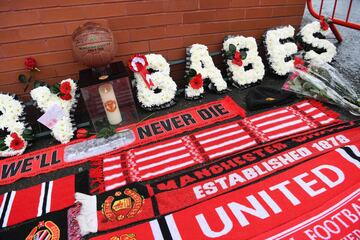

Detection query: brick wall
(0, 0), (306, 99)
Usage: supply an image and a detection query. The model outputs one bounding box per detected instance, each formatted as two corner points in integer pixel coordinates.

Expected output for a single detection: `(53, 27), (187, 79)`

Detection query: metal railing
(307, 0), (360, 42)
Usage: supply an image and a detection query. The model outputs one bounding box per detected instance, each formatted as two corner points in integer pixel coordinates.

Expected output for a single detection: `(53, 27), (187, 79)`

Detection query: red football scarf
(0, 175), (74, 229)
(91, 100), (341, 193)
(86, 136), (360, 239)
(0, 96), (243, 186)
(78, 120), (359, 236)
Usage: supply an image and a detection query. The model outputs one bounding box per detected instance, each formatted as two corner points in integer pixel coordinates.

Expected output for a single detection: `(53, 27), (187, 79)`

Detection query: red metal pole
(332, 0), (338, 19)
(329, 22), (343, 43)
(346, 0), (353, 22)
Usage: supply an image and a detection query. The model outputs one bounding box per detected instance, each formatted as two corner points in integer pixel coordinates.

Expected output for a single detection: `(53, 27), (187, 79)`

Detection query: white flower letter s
(298, 21), (336, 63)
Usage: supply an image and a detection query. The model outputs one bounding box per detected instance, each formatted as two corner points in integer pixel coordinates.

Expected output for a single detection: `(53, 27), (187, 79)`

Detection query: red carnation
(9, 133), (25, 150)
(232, 51), (243, 66)
(60, 81), (72, 94)
(76, 128), (89, 139)
(24, 57), (37, 70)
(294, 56), (305, 67)
(190, 74), (203, 90)
(60, 94), (72, 101)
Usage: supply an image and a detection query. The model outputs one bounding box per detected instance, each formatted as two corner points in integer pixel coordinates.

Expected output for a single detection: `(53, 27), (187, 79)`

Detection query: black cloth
(246, 86), (296, 111)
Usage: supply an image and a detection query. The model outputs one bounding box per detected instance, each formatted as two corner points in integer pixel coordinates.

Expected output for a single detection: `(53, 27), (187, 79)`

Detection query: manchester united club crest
(102, 188), (144, 221)
(104, 100), (117, 112)
(110, 233), (137, 240)
(26, 221), (60, 240)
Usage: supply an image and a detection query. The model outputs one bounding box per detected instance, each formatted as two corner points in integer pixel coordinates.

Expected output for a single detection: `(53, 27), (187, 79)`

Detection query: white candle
(98, 83), (122, 125)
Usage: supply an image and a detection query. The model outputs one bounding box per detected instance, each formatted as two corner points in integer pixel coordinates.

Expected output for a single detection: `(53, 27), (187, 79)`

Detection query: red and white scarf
(78, 120), (360, 236)
(90, 100), (341, 193)
(0, 175), (74, 228)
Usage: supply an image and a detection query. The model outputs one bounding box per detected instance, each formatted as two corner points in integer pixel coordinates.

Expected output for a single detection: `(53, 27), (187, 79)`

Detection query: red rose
(24, 57), (37, 70)
(294, 56), (304, 67)
(232, 51), (243, 66)
(60, 94), (72, 101)
(9, 133), (25, 150)
(190, 74), (203, 89)
(60, 81), (72, 94)
(76, 128), (89, 139)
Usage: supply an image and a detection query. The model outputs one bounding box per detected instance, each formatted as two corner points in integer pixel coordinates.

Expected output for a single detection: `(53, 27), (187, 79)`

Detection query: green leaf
(225, 51), (233, 59)
(51, 83), (60, 94)
(188, 69), (196, 78)
(229, 44), (236, 54)
(18, 74), (27, 83)
(241, 51), (247, 60)
(33, 80), (42, 89)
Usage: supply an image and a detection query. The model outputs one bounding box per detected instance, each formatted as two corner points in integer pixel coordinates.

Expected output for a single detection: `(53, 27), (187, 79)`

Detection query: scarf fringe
(307, 99), (340, 120)
(68, 202), (82, 240)
(75, 193), (98, 236)
(224, 95), (247, 118)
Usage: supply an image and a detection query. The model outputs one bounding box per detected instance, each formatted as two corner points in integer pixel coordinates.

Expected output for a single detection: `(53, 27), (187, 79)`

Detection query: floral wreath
(297, 18), (336, 63)
(263, 25), (298, 76)
(0, 94), (32, 157)
(30, 78), (78, 144)
(185, 44), (227, 100)
(223, 36), (265, 88)
(128, 53), (177, 111)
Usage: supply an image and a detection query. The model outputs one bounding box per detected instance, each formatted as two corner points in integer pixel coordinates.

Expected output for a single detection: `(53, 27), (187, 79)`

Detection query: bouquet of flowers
(283, 60), (360, 115)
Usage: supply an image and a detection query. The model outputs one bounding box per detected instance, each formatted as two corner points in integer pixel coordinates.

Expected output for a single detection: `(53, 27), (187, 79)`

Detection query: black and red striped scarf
(77, 120), (360, 237)
(0, 175), (75, 229)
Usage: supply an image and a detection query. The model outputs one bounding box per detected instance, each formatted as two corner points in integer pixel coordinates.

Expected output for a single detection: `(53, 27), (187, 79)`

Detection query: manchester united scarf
(78, 120), (360, 236)
(90, 100), (341, 193)
(0, 175), (75, 229)
(0, 96), (243, 186)
(0, 204), (81, 240)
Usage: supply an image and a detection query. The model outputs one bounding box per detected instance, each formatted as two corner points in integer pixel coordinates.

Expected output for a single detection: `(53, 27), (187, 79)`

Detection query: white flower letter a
(185, 44), (227, 99)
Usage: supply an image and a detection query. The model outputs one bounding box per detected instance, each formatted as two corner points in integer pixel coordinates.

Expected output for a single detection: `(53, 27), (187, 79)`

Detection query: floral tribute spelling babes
(31, 78), (78, 144)
(185, 44), (228, 100)
(0, 94), (32, 157)
(129, 54), (177, 111)
(297, 17), (336, 63)
(223, 36), (265, 88)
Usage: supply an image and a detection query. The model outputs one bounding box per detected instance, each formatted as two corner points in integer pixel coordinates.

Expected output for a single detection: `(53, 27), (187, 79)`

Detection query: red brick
(167, 48), (186, 61)
(36, 51), (75, 67)
(200, 22), (231, 34)
(46, 36), (72, 52)
(150, 37), (184, 51)
(130, 27), (166, 41)
(0, 0), (11, 12)
(55, 62), (84, 76)
(199, 0), (230, 9)
(125, 1), (164, 15)
(116, 41), (149, 56)
(214, 8), (246, 21)
(164, 0), (199, 12)
(59, 0), (103, 7)
(10, 0), (58, 10)
(166, 24), (200, 37)
(287, 0), (306, 4)
(245, 7), (274, 19)
(0, 10), (40, 28)
(109, 13), (182, 30)
(1, 40), (47, 57)
(83, 3), (127, 18)
(40, 6), (85, 23)
(113, 30), (130, 43)
(260, 0), (288, 6)
(183, 34), (225, 46)
(18, 23), (67, 41)
(273, 5), (305, 17)
(0, 29), (21, 43)
(230, 0), (259, 7)
(183, 11), (216, 24)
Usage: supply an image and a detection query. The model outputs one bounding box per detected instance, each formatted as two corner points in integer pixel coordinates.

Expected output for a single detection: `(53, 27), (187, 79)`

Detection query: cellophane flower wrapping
(282, 61), (360, 115)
